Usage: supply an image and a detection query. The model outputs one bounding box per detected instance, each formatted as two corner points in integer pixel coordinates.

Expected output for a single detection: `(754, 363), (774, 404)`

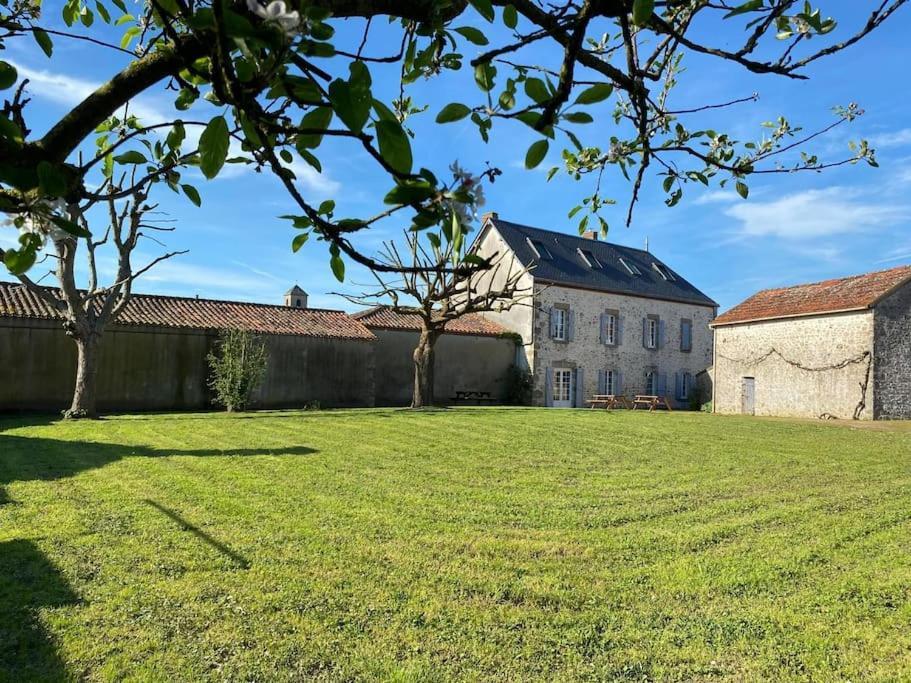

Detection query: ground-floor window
(605, 369), (616, 395)
(646, 371), (657, 395)
(681, 372), (690, 400)
(553, 368), (573, 406)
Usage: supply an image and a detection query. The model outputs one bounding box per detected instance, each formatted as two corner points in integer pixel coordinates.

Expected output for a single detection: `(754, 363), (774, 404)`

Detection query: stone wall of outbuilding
(873, 282), (911, 419)
(712, 311), (875, 420)
(0, 318), (375, 412)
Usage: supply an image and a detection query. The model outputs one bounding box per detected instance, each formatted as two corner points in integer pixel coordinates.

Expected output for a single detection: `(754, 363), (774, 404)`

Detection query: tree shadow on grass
(0, 539), (78, 682)
(0, 435), (317, 501)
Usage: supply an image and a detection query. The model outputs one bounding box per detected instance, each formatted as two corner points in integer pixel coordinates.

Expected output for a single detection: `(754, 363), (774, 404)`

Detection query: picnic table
(632, 395), (674, 411)
(586, 394), (632, 410)
(449, 390), (497, 405)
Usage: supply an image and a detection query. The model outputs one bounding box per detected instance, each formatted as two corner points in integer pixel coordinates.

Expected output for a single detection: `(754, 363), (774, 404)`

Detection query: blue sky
(4, 3), (911, 312)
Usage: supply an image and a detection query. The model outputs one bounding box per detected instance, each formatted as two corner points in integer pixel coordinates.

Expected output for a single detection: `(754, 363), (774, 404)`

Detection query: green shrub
(504, 365), (533, 405)
(207, 329), (268, 412)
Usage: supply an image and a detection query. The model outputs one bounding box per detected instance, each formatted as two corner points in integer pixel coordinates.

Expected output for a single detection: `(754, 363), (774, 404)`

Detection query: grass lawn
(2, 408), (911, 681)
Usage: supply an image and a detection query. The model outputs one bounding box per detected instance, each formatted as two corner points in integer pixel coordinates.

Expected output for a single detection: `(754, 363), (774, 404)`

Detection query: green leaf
(198, 116), (230, 179)
(50, 215), (91, 238)
(37, 161), (67, 196)
(469, 0), (494, 22)
(503, 4), (518, 28)
(297, 106), (333, 150)
(0, 115), (23, 145)
(33, 28), (54, 57)
(113, 150), (148, 164)
(384, 180), (436, 205)
(563, 112), (593, 124)
(525, 139), (549, 169)
(327, 62), (372, 133)
(291, 232), (309, 253)
(181, 183), (201, 207)
(0, 61), (18, 90)
(455, 26), (488, 45)
(631, 0), (655, 26)
(723, 0), (764, 18)
(4, 247), (36, 275)
(329, 244), (345, 282)
(575, 83), (613, 105)
(735, 181), (749, 199)
(524, 78), (549, 104)
(375, 120), (412, 175)
(436, 103), (471, 123)
(474, 62), (496, 92)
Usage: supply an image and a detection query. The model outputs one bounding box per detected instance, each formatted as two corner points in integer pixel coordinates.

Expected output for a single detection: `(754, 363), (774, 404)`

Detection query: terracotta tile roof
(353, 305), (509, 337)
(712, 265), (911, 327)
(0, 282), (375, 340)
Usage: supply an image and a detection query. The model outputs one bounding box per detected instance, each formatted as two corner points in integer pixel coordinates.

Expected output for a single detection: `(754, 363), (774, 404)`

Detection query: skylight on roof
(577, 248), (602, 269)
(526, 237), (553, 260)
(652, 262), (676, 281)
(619, 257), (641, 276)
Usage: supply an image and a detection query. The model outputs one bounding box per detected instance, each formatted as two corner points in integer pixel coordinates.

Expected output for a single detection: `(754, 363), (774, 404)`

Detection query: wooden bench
(587, 394), (632, 410)
(632, 395), (674, 411)
(449, 390), (498, 406)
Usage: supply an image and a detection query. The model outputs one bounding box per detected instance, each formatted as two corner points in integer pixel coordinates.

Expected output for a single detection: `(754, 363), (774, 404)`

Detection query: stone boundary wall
(0, 318), (375, 412)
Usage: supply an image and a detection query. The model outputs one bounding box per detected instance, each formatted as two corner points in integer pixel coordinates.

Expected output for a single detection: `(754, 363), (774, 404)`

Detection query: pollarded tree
(342, 164), (532, 408)
(6, 174), (186, 418)
(0, 1), (904, 285)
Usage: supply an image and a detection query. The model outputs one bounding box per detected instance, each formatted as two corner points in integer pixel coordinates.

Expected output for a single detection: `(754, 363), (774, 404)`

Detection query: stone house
(470, 215), (717, 407)
(710, 265), (911, 420)
(353, 306), (517, 406)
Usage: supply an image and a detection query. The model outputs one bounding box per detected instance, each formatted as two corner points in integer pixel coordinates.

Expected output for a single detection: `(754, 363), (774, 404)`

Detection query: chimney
(581, 230), (598, 240)
(481, 211), (498, 223)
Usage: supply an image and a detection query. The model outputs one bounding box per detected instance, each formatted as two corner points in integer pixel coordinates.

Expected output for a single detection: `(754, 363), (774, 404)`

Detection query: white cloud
(869, 128), (911, 149)
(724, 186), (910, 240)
(693, 189), (739, 205)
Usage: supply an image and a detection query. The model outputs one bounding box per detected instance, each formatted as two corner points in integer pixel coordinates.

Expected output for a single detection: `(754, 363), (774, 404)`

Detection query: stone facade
(471, 225), (715, 408)
(712, 312), (875, 420)
(873, 282), (911, 419)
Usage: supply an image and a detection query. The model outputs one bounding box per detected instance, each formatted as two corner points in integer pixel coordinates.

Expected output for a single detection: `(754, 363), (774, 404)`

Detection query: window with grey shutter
(574, 368), (584, 407)
(657, 372), (668, 397)
(680, 319), (692, 352)
(658, 319), (666, 349)
(615, 371), (624, 396)
(617, 316), (624, 345)
(544, 367), (554, 407)
(598, 369), (606, 394)
(567, 309), (575, 341)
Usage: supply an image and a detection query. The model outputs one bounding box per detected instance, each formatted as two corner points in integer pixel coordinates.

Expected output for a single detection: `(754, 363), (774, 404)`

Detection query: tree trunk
(66, 334), (101, 419)
(411, 327), (438, 409)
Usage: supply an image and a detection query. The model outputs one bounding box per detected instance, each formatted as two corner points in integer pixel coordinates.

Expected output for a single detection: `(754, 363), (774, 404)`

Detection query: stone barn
(353, 306), (518, 406)
(0, 282), (376, 412)
(711, 265), (911, 420)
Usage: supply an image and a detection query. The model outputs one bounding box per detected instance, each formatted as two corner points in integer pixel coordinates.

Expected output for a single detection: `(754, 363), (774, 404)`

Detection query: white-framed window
(604, 313), (617, 345)
(646, 371), (657, 395)
(553, 368), (573, 405)
(578, 248), (602, 269)
(552, 308), (567, 341)
(646, 317), (658, 349)
(652, 262), (676, 281)
(605, 369), (617, 395)
(527, 237), (553, 260)
(619, 257), (641, 276)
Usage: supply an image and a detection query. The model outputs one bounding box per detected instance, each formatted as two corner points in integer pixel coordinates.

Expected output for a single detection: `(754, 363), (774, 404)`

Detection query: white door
(552, 368), (573, 408)
(742, 377), (755, 415)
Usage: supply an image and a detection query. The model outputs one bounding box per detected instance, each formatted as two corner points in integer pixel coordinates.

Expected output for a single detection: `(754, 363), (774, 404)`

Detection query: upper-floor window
(527, 238), (553, 260)
(552, 307), (567, 341)
(578, 248), (602, 269)
(680, 319), (693, 352)
(645, 317), (658, 349)
(604, 312), (617, 345)
(652, 262), (676, 281)
(619, 257), (641, 276)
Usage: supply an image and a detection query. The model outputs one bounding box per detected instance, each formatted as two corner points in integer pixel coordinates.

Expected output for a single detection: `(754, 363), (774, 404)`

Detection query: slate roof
(354, 305), (508, 337)
(486, 217), (717, 307)
(712, 265), (911, 327)
(0, 282), (375, 340)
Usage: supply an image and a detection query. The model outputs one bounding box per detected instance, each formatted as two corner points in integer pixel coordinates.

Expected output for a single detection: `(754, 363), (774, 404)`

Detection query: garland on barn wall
(717, 347), (873, 420)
